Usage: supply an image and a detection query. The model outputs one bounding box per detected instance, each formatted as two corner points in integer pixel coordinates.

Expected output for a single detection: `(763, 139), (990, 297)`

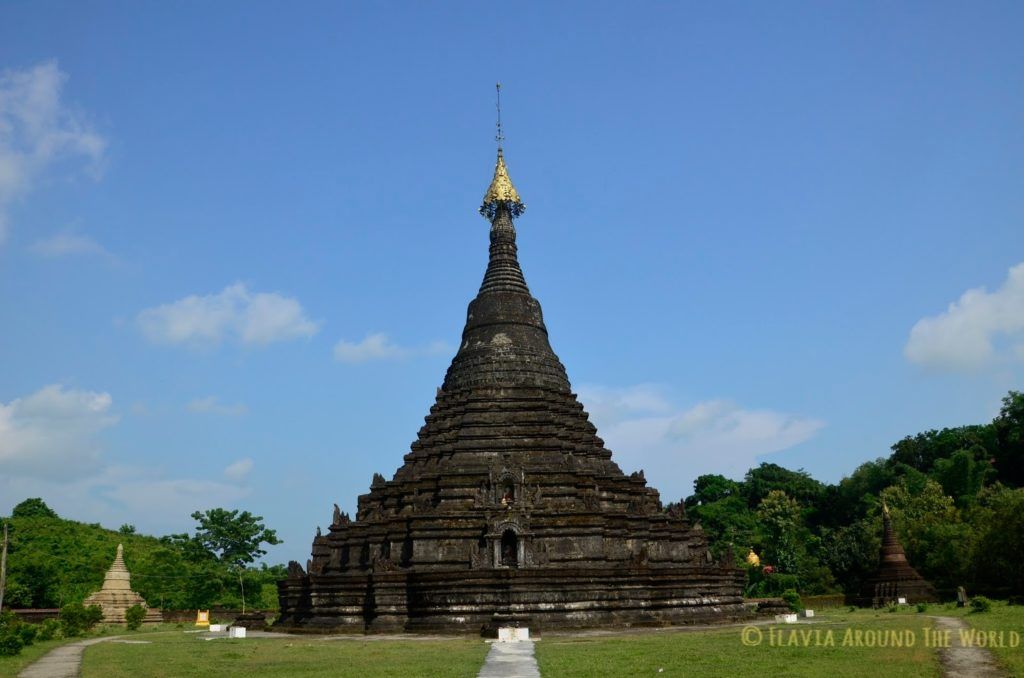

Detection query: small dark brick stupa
(277, 138), (746, 633)
(857, 503), (937, 607)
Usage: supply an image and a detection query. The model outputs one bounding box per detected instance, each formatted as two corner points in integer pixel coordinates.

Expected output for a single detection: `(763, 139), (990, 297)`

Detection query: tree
(687, 475), (741, 506)
(993, 391), (1024, 487)
(932, 449), (994, 507)
(756, 490), (803, 574)
(890, 425), (996, 474)
(743, 464), (826, 512)
(973, 485), (1024, 593)
(11, 499), (57, 520)
(189, 509), (281, 612)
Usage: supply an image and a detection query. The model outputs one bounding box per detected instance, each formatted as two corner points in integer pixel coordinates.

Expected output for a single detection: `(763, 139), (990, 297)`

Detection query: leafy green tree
(819, 518), (880, 595)
(188, 509), (281, 612)
(11, 499), (57, 520)
(743, 464), (826, 515)
(823, 459), (925, 527)
(972, 485), (1024, 594)
(756, 490), (803, 573)
(890, 425), (996, 474)
(755, 490), (835, 594)
(689, 495), (758, 561)
(932, 449), (994, 507)
(688, 475), (742, 506)
(993, 391), (1024, 487)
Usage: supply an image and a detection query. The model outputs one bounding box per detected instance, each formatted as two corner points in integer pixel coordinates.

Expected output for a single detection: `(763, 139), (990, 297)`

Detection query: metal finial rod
(495, 82), (504, 150)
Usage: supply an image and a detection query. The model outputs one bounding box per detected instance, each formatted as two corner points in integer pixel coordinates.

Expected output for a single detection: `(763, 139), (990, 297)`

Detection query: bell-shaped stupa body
(857, 505), (938, 607)
(83, 544), (162, 624)
(277, 148), (746, 633)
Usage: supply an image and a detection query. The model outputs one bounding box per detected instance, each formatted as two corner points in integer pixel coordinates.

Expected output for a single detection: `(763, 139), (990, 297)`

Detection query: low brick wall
(803, 594), (846, 609)
(10, 609), (60, 623)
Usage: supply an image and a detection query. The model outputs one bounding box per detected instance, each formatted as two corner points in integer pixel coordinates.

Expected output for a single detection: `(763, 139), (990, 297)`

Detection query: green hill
(1, 499), (283, 611)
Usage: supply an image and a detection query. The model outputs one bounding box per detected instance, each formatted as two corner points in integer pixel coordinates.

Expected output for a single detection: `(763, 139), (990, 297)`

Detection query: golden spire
(480, 83), (525, 220)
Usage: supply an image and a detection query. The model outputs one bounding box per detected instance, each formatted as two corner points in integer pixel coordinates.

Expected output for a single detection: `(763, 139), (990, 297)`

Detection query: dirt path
(933, 616), (1005, 677)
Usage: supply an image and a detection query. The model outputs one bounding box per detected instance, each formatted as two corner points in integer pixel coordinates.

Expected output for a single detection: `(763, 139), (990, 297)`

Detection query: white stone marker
(229, 626), (247, 638)
(897, 597), (907, 604)
(497, 626), (530, 642)
(802, 609), (815, 618)
(775, 613), (798, 624)
(209, 624), (223, 632)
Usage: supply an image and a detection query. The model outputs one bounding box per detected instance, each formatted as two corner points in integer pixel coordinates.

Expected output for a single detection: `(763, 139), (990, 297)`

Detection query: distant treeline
(675, 390), (1024, 598)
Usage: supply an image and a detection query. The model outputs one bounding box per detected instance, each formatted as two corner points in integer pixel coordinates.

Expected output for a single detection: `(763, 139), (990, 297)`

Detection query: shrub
(36, 619), (61, 642)
(781, 589), (802, 612)
(17, 623), (37, 646)
(0, 612), (25, 657)
(60, 603), (104, 637)
(0, 628), (24, 656)
(970, 596), (993, 613)
(916, 603), (929, 613)
(745, 569), (801, 597)
(125, 605), (146, 631)
(1007, 595), (1024, 606)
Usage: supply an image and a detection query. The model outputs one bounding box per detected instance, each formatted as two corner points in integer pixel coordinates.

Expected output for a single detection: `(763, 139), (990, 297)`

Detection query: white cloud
(29, 231), (111, 258)
(333, 332), (449, 364)
(573, 384), (673, 423)
(0, 60), (105, 244)
(576, 385), (824, 502)
(186, 396), (248, 416)
(137, 282), (319, 348)
(224, 458), (254, 480)
(905, 263), (1024, 372)
(0, 384), (253, 537)
(0, 384), (117, 479)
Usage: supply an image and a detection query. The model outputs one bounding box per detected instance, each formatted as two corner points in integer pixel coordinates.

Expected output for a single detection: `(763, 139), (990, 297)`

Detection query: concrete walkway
(18, 636), (122, 678)
(477, 640), (541, 678)
(934, 616), (1005, 677)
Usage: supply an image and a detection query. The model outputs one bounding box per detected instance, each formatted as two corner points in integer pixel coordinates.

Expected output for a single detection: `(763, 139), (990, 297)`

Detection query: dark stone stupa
(277, 135), (746, 633)
(857, 503), (937, 607)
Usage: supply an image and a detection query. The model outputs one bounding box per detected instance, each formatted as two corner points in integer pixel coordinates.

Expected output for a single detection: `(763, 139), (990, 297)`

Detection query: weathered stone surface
(855, 505), (937, 607)
(277, 155), (746, 633)
(83, 544), (161, 624)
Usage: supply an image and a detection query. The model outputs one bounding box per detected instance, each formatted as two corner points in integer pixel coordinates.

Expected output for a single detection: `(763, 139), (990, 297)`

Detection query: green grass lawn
(80, 631), (490, 678)
(536, 611), (941, 678)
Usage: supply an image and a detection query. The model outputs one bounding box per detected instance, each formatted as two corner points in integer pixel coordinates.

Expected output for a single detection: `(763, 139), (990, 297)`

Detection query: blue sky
(1, 2), (1021, 564)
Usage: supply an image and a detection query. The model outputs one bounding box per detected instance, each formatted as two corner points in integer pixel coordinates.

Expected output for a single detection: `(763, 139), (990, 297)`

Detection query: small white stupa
(83, 544), (162, 624)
